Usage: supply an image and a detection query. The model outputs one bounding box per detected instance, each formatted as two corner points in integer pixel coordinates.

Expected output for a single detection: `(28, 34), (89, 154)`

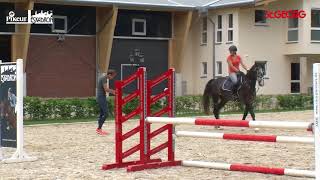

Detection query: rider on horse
(227, 45), (249, 96)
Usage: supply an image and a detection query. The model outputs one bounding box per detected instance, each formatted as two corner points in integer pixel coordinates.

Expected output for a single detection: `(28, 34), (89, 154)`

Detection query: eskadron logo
(1, 65), (16, 83)
(6, 10), (53, 24)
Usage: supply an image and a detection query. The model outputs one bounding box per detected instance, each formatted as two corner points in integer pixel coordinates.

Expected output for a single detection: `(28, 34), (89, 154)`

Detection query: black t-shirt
(97, 76), (109, 97)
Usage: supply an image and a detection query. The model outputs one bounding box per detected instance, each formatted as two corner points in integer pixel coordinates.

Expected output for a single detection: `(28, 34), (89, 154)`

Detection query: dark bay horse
(202, 63), (265, 120)
(0, 99), (17, 129)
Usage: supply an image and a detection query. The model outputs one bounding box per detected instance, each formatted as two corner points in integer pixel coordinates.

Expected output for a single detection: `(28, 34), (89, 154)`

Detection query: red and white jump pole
(182, 161), (315, 178)
(146, 117), (312, 130)
(175, 131), (314, 144)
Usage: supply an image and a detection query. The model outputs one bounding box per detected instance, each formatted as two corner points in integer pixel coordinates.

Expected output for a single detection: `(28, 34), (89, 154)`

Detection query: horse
(202, 63), (265, 121)
(0, 99), (17, 130)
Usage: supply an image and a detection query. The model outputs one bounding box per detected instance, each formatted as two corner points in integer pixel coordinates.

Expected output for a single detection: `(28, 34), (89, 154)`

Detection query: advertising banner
(0, 62), (17, 148)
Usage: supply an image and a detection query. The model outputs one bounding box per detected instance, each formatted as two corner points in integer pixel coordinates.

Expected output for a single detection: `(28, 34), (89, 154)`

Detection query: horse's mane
(245, 64), (259, 94)
(246, 64), (258, 80)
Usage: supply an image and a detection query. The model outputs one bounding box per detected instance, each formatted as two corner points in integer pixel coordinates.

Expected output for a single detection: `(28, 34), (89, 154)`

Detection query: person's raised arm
(240, 57), (248, 71)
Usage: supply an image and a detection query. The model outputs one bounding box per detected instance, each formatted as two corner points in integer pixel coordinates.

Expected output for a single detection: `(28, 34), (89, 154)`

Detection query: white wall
(181, 13), (214, 95)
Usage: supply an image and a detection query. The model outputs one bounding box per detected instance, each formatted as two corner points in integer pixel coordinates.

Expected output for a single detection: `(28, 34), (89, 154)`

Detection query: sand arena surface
(0, 111), (316, 180)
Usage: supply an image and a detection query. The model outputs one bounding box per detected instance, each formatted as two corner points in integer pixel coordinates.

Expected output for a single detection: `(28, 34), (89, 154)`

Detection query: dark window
(311, 9), (320, 41)
(311, 30), (320, 41)
(202, 17), (207, 44)
(288, 12), (298, 42)
(135, 21), (144, 32)
(202, 32), (207, 44)
(217, 31), (222, 42)
(52, 16), (67, 33)
(216, 61), (222, 75)
(202, 17), (207, 31)
(54, 18), (65, 29)
(289, 17), (298, 28)
(288, 30), (298, 41)
(228, 14), (233, 28)
(255, 10), (267, 24)
(202, 62), (207, 76)
(291, 82), (300, 93)
(228, 30), (233, 42)
(218, 15), (222, 29)
(311, 9), (320, 27)
(132, 19), (146, 36)
(291, 63), (300, 93)
(291, 63), (300, 80)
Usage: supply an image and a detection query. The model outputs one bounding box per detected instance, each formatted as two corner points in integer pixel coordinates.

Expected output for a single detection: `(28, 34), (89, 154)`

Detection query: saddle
(222, 73), (243, 93)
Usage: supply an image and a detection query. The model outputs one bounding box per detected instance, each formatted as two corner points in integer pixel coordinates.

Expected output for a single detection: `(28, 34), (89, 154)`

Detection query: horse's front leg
(248, 104), (255, 121)
(242, 105), (249, 120)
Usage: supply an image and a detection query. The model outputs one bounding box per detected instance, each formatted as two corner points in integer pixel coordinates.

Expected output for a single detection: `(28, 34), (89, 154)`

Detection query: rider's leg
(229, 73), (238, 94)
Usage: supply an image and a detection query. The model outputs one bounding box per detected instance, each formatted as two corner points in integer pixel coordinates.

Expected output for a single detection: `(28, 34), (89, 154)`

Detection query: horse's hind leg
(215, 98), (228, 119)
(248, 104), (256, 121)
(212, 96), (220, 119)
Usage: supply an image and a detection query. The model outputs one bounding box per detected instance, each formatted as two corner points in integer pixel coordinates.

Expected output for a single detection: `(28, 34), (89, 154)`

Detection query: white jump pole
(313, 63), (320, 179)
(3, 59), (37, 163)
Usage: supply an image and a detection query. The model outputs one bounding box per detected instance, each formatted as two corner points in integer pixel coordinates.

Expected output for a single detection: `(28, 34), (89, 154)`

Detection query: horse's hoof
(254, 128), (260, 132)
(214, 126), (223, 130)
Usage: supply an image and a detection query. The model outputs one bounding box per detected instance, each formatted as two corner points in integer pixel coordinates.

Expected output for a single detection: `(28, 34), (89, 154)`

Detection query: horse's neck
(244, 73), (257, 93)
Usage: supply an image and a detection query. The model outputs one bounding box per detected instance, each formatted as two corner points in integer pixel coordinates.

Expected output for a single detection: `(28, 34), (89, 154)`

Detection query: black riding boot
(232, 84), (239, 97)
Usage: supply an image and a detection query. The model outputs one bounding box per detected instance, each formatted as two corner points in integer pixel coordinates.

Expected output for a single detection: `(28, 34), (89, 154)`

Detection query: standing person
(96, 69), (117, 135)
(227, 45), (249, 94)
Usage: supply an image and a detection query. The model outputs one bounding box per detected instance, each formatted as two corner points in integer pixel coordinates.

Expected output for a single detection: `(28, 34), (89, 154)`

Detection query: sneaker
(96, 128), (109, 136)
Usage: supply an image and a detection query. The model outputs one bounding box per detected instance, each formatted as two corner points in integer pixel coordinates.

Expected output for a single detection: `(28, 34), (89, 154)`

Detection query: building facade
(181, 0), (320, 95)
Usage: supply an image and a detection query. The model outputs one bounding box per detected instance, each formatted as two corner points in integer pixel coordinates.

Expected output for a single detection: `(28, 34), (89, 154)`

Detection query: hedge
(23, 94), (313, 121)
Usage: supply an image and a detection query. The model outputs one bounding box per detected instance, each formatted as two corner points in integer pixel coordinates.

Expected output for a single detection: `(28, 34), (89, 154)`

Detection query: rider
(227, 45), (249, 95)
(7, 88), (16, 109)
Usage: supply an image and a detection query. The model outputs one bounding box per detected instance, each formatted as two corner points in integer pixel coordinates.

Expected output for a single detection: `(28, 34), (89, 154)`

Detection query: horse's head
(0, 99), (17, 128)
(0, 100), (8, 116)
(247, 63), (265, 87)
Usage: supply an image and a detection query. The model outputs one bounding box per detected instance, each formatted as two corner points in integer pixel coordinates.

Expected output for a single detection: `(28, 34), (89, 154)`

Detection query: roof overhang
(35, 0), (195, 10)
(207, 0), (255, 9)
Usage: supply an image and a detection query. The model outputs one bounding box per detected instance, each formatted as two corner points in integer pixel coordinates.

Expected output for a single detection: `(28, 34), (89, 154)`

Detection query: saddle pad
(222, 78), (233, 91)
(222, 76), (243, 92)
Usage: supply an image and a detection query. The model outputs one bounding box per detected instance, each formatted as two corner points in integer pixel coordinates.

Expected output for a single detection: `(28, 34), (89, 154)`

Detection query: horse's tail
(202, 79), (214, 115)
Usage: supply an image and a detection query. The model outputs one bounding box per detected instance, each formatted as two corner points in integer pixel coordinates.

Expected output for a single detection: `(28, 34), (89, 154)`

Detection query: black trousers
(97, 96), (108, 129)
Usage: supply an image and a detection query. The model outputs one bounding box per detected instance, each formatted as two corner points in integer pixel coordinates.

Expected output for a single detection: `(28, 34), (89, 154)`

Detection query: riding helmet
(229, 45), (237, 52)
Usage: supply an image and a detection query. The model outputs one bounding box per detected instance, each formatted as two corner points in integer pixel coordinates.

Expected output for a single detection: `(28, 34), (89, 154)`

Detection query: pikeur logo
(6, 10), (53, 24)
(1, 65), (16, 83)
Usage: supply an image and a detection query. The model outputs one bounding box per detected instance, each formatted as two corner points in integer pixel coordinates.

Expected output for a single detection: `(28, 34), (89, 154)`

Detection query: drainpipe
(198, 5), (216, 79)
(208, 17), (216, 79)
